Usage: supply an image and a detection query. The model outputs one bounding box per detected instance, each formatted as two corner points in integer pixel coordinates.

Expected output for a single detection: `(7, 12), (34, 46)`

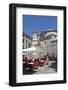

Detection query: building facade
(23, 32), (32, 49)
(32, 30), (57, 57)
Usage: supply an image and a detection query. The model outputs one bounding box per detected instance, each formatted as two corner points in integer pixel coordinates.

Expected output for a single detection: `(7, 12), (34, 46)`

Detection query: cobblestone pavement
(34, 61), (57, 74)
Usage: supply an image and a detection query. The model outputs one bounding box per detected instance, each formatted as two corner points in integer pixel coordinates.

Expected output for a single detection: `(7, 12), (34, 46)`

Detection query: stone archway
(44, 31), (57, 57)
(45, 31), (57, 39)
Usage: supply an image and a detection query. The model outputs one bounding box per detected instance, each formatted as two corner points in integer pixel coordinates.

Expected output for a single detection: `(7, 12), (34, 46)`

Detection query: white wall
(0, 0), (68, 90)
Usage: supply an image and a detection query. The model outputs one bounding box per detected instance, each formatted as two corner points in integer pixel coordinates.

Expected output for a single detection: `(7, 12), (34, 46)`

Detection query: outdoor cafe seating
(22, 47), (49, 71)
(23, 56), (48, 70)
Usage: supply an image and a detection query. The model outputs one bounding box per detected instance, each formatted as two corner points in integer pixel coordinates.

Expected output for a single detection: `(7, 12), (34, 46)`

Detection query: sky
(23, 15), (57, 37)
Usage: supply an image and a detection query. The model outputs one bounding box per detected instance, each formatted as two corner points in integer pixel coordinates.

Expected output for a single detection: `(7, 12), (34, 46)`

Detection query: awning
(22, 47), (36, 52)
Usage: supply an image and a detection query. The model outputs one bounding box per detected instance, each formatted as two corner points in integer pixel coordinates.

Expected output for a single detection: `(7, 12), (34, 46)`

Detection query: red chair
(39, 58), (45, 66)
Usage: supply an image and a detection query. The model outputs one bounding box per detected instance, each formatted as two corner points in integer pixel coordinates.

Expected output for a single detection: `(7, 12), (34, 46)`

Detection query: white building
(23, 32), (32, 49)
(32, 30), (57, 57)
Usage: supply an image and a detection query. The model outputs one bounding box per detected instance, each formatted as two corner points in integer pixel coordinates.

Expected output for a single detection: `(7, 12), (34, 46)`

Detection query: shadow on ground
(23, 69), (37, 75)
(49, 62), (57, 72)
